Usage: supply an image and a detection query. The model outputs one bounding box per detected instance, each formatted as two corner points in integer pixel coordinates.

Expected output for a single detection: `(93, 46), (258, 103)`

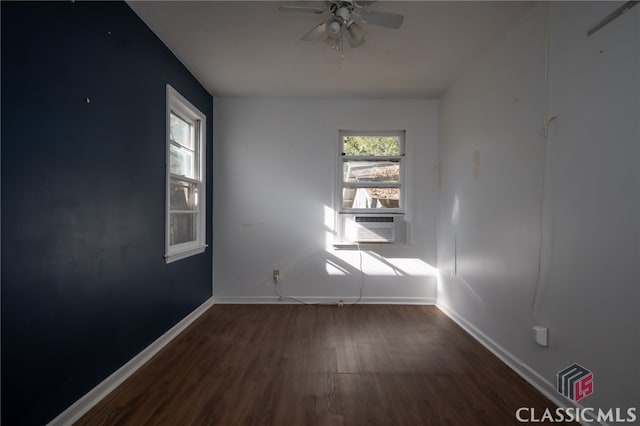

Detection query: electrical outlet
(338, 300), (344, 307)
(272, 269), (280, 284)
(533, 325), (548, 347)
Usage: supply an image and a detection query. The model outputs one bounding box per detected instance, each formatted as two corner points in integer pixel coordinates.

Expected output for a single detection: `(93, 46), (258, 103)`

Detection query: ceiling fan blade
(301, 22), (328, 42)
(353, 0), (378, 7)
(360, 10), (404, 29)
(279, 3), (327, 14)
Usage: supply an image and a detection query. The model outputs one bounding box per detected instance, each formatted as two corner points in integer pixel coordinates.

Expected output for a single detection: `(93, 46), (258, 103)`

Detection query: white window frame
(337, 130), (406, 215)
(165, 85), (207, 263)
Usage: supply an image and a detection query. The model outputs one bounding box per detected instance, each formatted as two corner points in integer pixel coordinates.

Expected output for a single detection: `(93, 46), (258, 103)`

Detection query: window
(338, 130), (405, 214)
(165, 85), (206, 263)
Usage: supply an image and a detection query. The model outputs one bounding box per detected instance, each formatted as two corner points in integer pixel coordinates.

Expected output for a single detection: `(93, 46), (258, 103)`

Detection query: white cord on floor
(273, 242), (366, 306)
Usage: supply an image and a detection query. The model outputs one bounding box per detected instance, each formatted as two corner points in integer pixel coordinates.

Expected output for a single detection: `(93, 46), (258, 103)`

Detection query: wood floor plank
(78, 305), (570, 425)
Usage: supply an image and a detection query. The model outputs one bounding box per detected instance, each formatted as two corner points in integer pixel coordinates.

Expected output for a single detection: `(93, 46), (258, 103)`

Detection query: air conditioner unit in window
(345, 215), (396, 243)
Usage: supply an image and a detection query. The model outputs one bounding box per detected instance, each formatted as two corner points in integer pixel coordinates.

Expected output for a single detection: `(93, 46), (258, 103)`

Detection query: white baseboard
(214, 296), (436, 305)
(436, 303), (599, 426)
(48, 297), (215, 426)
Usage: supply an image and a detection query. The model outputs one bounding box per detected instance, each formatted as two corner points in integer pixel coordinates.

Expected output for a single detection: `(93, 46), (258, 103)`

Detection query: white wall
(214, 98), (439, 303)
(438, 1), (639, 414)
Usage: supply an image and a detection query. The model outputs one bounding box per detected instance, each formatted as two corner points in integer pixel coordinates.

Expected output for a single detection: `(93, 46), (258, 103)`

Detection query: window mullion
(342, 156), (402, 162)
(169, 173), (199, 184)
(170, 140), (195, 154)
(342, 182), (400, 189)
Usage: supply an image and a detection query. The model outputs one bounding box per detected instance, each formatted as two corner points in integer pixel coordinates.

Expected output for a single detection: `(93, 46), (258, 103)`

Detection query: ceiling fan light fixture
(326, 17), (344, 38)
(346, 22), (366, 48)
(281, 1), (404, 56)
(335, 6), (351, 21)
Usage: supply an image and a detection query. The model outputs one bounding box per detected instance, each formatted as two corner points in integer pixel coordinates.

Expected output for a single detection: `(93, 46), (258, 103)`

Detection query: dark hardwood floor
(78, 305), (564, 425)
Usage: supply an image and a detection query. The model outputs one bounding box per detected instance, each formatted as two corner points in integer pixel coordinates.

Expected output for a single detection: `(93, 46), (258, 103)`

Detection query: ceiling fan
(279, 1), (404, 55)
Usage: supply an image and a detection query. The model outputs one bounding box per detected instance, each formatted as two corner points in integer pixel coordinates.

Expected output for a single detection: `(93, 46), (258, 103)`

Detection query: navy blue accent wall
(1, 2), (213, 424)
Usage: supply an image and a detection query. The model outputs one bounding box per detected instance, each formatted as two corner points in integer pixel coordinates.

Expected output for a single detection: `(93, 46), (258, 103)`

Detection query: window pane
(343, 160), (400, 183)
(170, 113), (193, 149)
(170, 144), (194, 178)
(343, 136), (400, 156)
(170, 212), (197, 245)
(170, 179), (198, 210)
(342, 187), (400, 209)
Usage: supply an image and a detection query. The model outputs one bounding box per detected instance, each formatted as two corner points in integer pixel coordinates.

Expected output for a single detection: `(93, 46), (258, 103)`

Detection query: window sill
(165, 244), (207, 263)
(338, 210), (405, 215)
(333, 242), (408, 250)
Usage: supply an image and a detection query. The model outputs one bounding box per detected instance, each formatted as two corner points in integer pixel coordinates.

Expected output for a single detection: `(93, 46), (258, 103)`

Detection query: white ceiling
(127, 1), (533, 98)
